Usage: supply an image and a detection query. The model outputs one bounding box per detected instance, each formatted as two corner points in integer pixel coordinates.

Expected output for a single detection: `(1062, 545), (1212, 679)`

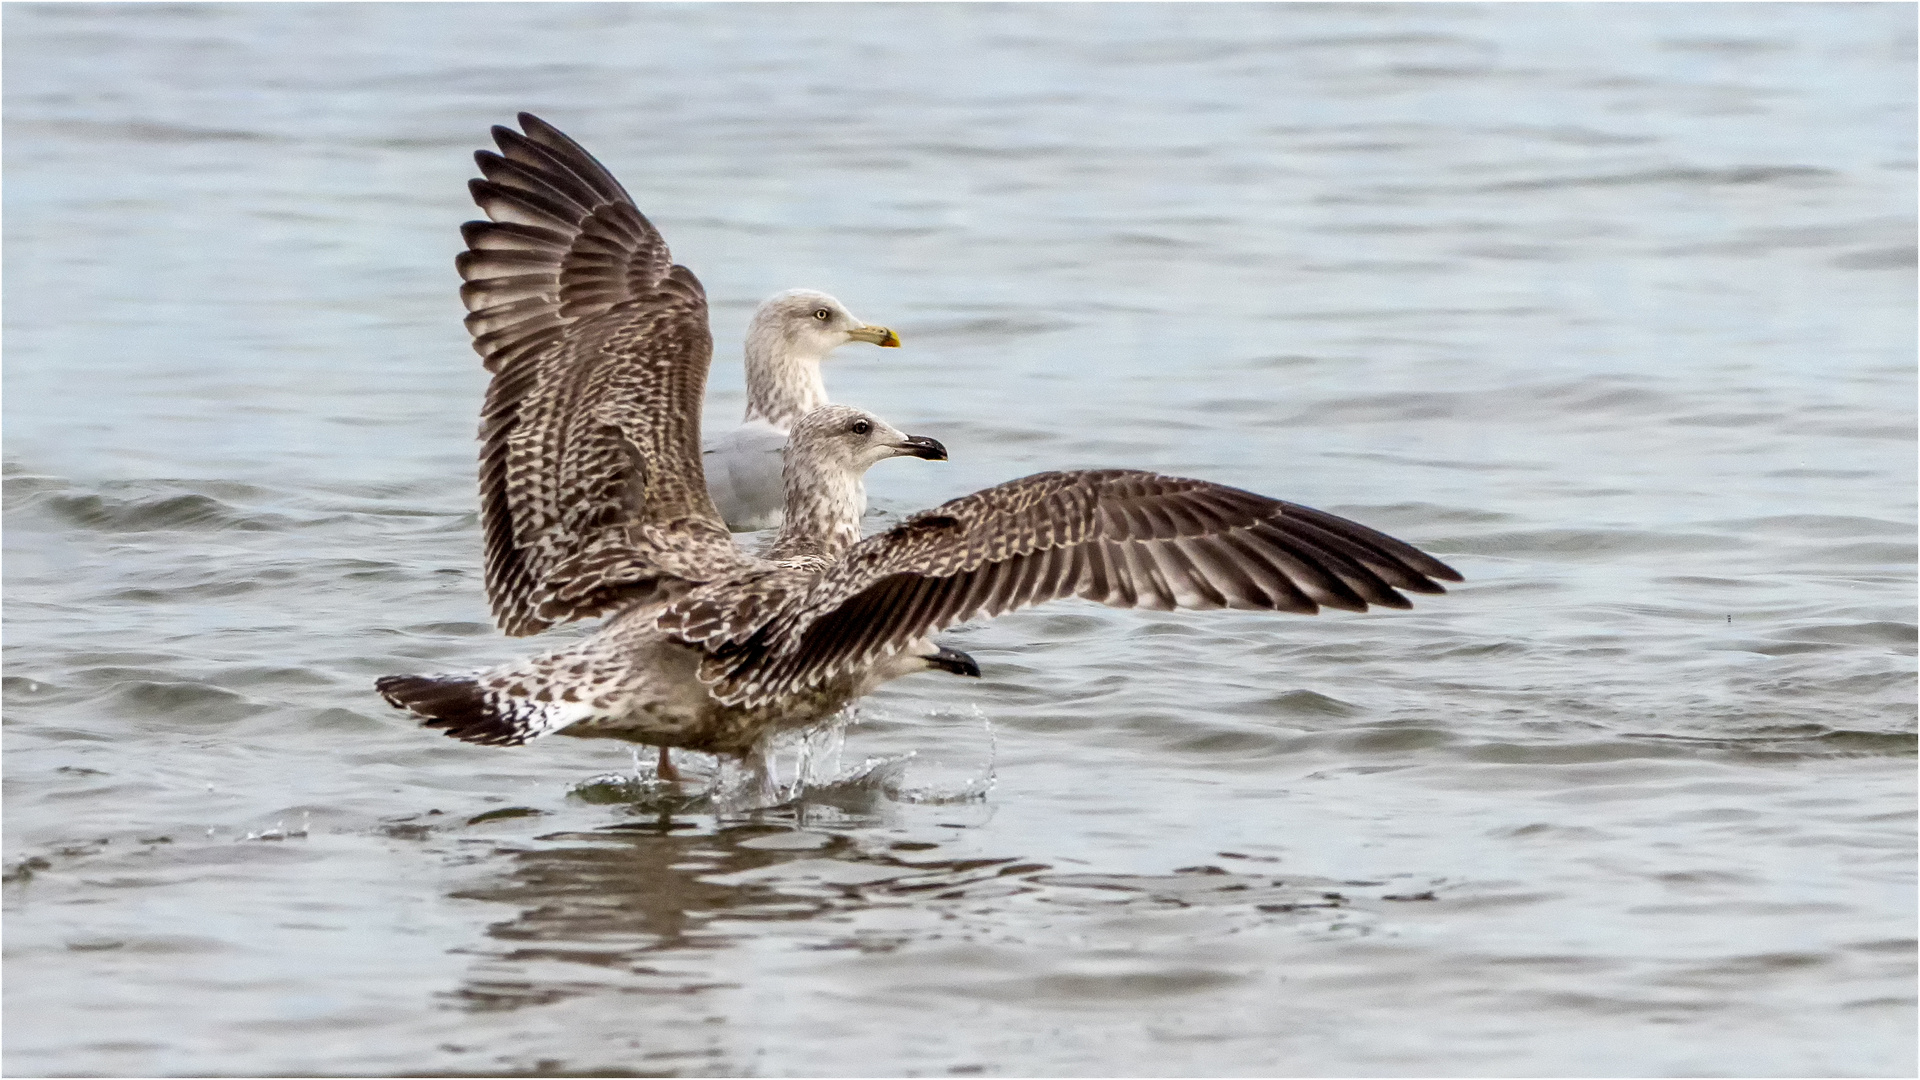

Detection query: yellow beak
(847, 324), (901, 348)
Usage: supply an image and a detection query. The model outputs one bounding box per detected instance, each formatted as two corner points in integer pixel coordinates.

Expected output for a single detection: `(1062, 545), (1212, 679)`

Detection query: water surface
(5, 4), (1914, 1076)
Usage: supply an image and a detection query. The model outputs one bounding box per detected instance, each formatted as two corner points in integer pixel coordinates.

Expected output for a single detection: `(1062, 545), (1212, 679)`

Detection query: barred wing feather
(699, 470), (1462, 707)
(461, 113), (739, 636)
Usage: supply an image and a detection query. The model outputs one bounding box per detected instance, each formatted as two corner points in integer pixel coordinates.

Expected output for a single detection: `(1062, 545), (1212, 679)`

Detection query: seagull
(389, 112), (1461, 775)
(703, 289), (900, 533)
(456, 112), (900, 569)
(377, 395), (1459, 766)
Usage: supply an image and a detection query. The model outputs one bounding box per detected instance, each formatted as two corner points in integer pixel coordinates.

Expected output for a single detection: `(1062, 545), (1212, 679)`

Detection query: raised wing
(460, 113), (739, 636)
(696, 469), (1461, 706)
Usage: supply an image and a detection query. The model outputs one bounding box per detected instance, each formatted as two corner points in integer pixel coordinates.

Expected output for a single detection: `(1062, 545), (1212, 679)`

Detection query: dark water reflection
(446, 798), (1392, 1038)
(453, 822), (842, 1014)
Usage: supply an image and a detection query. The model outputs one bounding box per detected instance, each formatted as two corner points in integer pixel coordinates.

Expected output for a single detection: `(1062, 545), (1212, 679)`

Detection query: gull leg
(742, 744), (777, 804)
(656, 745), (682, 783)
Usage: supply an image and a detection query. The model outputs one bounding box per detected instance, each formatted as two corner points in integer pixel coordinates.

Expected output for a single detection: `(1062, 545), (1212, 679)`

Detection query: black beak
(899, 434), (947, 462)
(926, 645), (980, 678)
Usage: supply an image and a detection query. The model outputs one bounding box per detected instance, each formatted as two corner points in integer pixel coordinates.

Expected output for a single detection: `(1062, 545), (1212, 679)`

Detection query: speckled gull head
(785, 403), (947, 474)
(766, 404), (946, 568)
(742, 291), (900, 427)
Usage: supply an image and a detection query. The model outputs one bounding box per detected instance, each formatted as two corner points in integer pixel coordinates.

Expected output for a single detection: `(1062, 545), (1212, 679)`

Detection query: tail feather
(375, 673), (548, 747)
(377, 627), (636, 748)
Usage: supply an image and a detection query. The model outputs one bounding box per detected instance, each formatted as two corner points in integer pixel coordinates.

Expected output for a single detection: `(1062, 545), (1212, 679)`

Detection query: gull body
(379, 397), (1460, 759)
(380, 407), (961, 755)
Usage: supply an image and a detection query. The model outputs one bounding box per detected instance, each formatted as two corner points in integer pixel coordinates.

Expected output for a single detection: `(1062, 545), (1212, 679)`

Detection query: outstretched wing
(459, 113), (740, 636)
(697, 469), (1461, 706)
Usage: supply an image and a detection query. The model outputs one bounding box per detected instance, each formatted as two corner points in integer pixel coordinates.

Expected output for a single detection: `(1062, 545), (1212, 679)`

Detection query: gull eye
(850, 420), (872, 436)
(813, 308), (832, 321)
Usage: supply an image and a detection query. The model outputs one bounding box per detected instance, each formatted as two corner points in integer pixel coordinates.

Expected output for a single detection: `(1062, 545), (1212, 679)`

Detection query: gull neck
(766, 457), (866, 568)
(742, 323), (830, 430)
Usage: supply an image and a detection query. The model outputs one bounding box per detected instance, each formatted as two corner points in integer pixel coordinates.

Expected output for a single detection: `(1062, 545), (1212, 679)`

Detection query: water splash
(886, 704), (998, 805)
(241, 810), (310, 842)
(570, 705), (1001, 816)
(748, 703), (1000, 810)
(569, 747), (722, 810)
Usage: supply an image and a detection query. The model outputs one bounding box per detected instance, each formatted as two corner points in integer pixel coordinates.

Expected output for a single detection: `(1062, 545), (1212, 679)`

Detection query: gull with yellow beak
(702, 288), (901, 531)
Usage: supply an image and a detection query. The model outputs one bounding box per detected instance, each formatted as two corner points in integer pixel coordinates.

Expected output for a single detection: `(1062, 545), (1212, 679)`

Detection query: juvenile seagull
(393, 112), (1461, 768)
(703, 289), (900, 533)
(455, 116), (900, 639)
(377, 393), (1459, 760)
(379, 404), (960, 761)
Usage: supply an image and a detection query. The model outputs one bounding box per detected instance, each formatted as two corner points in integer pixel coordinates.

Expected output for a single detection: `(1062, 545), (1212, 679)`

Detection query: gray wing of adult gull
(703, 420), (791, 532)
(673, 469), (1463, 708)
(459, 112), (744, 635)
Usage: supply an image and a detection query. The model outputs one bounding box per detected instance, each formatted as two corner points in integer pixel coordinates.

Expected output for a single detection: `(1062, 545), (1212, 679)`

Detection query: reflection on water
(453, 821), (845, 1014)
(448, 798), (1393, 1024)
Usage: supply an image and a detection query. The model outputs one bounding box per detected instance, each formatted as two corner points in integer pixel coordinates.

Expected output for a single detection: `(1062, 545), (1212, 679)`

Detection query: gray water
(4, 3), (1915, 1076)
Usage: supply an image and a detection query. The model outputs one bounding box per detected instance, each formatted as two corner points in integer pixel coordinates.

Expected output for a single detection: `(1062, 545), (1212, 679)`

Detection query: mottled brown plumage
(380, 408), (1460, 755)
(663, 468), (1460, 711)
(459, 113), (744, 636)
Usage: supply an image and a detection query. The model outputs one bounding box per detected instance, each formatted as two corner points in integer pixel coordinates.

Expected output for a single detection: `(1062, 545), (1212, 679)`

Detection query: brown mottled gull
(379, 404), (960, 760)
(377, 396), (1460, 761)
(455, 113), (901, 642)
(389, 111), (1463, 770)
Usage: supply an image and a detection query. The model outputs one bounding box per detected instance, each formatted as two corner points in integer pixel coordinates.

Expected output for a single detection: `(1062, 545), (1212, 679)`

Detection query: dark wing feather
(462, 114), (741, 636)
(701, 470), (1460, 706)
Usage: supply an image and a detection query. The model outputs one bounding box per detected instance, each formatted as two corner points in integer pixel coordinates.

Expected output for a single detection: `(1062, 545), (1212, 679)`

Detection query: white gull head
(743, 290), (900, 428)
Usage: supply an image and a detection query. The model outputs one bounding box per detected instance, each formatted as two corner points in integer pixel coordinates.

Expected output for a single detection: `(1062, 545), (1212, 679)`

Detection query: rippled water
(5, 3), (1915, 1076)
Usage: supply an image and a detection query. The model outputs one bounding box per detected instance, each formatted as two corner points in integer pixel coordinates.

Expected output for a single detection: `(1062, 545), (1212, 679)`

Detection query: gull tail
(375, 664), (591, 747)
(376, 674), (525, 746)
